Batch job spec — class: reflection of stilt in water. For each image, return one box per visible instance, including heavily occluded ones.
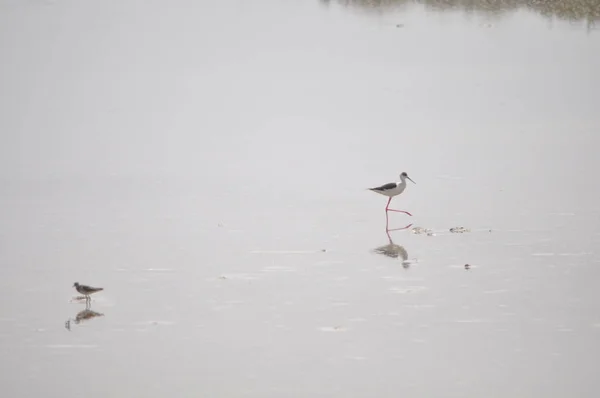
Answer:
[65,300,105,331]
[373,230,413,268]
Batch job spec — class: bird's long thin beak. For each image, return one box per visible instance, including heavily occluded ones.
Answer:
[407,177,416,184]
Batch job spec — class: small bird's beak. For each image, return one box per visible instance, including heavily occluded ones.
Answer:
[407,177,416,184]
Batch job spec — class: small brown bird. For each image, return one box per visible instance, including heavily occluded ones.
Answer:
[73,282,103,301]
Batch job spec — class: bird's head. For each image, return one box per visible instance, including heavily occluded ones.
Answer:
[400,172,416,184]
[73,282,79,287]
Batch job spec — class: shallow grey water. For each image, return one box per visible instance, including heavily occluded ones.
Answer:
[1,0,599,397]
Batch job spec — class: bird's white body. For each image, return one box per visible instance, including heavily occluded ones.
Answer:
[371,181,407,198]
[369,174,412,198]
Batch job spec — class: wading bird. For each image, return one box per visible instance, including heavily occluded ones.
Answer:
[369,172,416,216]
[73,282,103,301]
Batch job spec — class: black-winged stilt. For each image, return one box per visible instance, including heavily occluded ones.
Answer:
[369,172,415,216]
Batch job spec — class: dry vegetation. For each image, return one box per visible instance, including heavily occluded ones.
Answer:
[331,0,600,25]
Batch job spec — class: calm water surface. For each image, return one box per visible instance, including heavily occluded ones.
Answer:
[1,0,599,397]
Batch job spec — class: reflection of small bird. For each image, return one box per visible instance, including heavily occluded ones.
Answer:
[65,307,105,331]
[369,172,416,216]
[75,309,104,324]
[73,282,103,300]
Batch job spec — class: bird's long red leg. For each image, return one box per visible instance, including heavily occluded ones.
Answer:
[386,197,412,216]
[385,197,392,212]
[388,209,413,216]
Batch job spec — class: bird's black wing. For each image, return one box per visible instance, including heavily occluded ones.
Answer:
[370,182,397,191]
